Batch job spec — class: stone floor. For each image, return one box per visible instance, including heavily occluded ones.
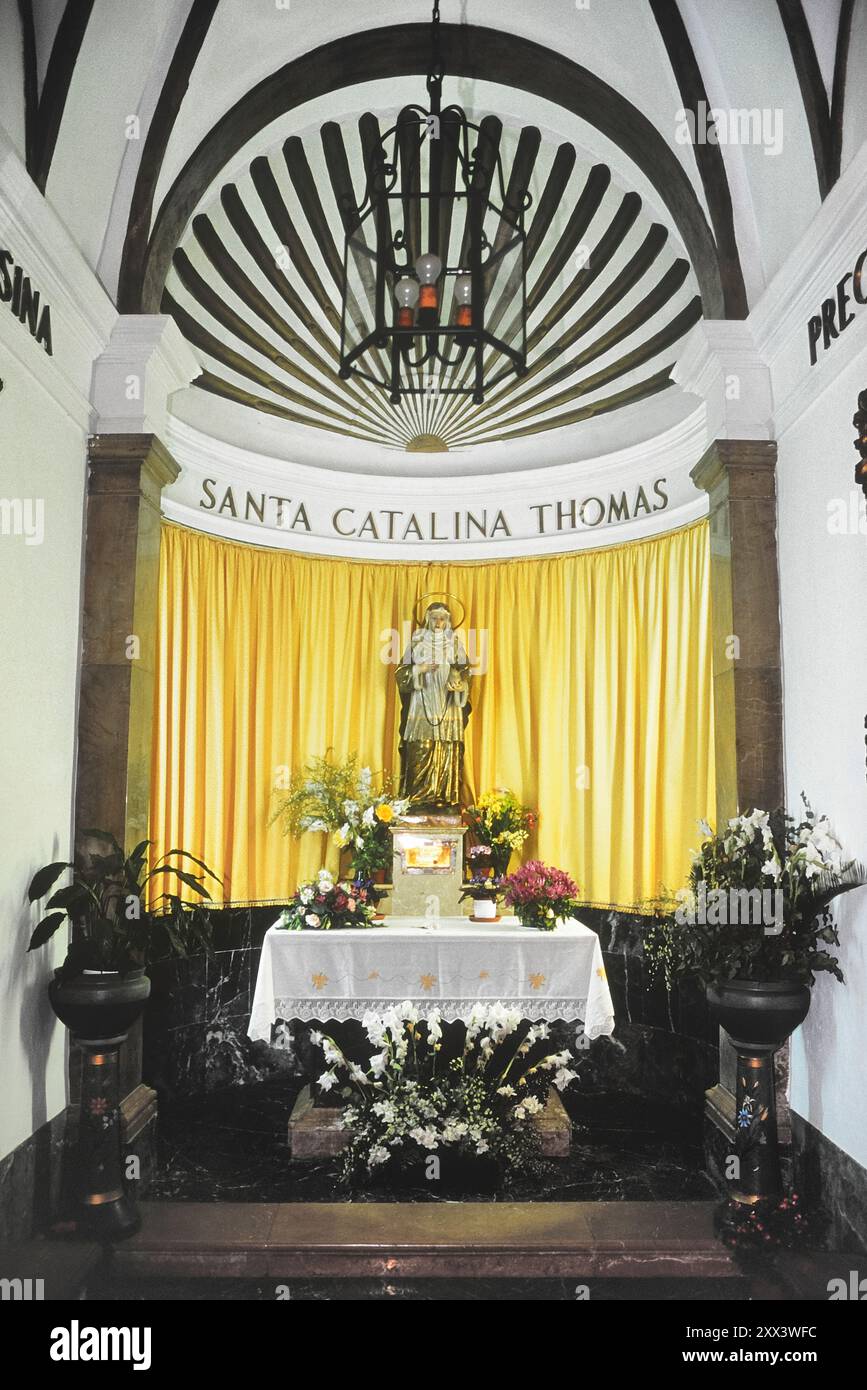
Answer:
[15,1082,845,1302]
[146,1077,720,1204]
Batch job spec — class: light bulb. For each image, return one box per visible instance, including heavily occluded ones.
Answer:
[414,253,442,316]
[454,275,472,304]
[454,274,473,327]
[394,277,420,308]
[394,276,419,328]
[414,253,443,284]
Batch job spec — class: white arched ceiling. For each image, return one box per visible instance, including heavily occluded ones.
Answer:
[0,5,26,161]
[150,0,707,221]
[160,73,703,468]
[23,0,848,314]
[44,0,181,270]
[802,0,844,102]
[4,0,861,476]
[843,0,867,169]
[32,0,67,96]
[684,0,822,287]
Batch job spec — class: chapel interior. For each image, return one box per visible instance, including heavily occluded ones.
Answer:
[2,0,867,1312]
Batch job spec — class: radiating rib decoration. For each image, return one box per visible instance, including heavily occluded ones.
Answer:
[162,112,702,451]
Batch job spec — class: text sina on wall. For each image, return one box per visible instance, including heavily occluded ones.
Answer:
[0,248,53,355]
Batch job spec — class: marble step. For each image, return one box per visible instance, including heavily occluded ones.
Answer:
[107,1200,737,1280]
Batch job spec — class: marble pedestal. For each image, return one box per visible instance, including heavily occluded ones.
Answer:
[388,819,468,920]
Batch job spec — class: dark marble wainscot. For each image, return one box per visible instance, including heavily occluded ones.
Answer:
[142,906,304,1100]
[136,905,723,1205]
[142,905,718,1111]
[577,909,719,1111]
[791,1113,867,1254]
[0,1110,68,1248]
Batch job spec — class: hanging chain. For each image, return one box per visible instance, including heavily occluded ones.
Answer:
[427,0,444,97]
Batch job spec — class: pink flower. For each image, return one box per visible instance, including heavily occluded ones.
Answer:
[502,860,579,909]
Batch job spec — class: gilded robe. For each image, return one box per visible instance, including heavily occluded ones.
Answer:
[396,622,470,810]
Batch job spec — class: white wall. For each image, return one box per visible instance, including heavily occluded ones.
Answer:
[753,143,867,1169]
[0,134,114,1164]
[778,359,867,1168]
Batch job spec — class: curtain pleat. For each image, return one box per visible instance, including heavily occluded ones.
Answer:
[150,520,715,907]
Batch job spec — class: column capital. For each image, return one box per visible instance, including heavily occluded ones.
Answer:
[87,433,180,496]
[691,438,778,500]
[91,313,200,438]
[673,320,773,442]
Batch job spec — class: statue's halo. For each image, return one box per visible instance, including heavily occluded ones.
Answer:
[414,591,466,629]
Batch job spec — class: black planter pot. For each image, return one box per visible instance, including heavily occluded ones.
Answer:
[49,968,151,1241]
[707,978,811,1206]
[49,968,151,1043]
[707,978,811,1053]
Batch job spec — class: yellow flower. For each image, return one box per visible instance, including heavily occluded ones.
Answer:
[334,827,349,847]
[375,803,394,823]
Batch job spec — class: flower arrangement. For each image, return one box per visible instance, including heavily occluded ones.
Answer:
[502,860,582,931]
[644,799,865,988]
[459,875,506,903]
[311,1001,579,1185]
[464,789,538,876]
[271,752,408,880]
[466,844,495,874]
[277,869,378,931]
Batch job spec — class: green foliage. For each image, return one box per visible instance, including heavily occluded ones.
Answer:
[27,832,220,979]
[270,750,408,881]
[644,801,865,989]
[270,752,362,839]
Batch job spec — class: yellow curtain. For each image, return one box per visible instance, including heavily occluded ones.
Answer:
[150,520,714,908]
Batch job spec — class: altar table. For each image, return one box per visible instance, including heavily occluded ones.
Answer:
[248,918,615,1041]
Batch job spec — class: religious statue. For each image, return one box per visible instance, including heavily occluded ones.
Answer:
[396,597,471,811]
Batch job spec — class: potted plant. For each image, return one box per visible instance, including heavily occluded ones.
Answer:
[464,790,537,877]
[311,1001,579,1191]
[501,860,582,931]
[644,800,864,1201]
[28,832,218,1035]
[27,831,219,1238]
[277,869,379,931]
[459,873,506,922]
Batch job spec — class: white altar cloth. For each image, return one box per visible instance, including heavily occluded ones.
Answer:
[248,917,615,1040]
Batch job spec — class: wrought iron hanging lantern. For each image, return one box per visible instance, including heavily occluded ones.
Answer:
[338,1,529,405]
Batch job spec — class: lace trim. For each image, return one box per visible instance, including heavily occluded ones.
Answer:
[249,996,613,1040]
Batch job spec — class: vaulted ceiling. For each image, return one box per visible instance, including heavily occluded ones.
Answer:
[162,108,702,450]
[3,0,864,467]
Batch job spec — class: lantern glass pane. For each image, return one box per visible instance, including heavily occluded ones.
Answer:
[341,230,378,360]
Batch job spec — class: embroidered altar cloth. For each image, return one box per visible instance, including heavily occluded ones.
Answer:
[248,918,615,1040]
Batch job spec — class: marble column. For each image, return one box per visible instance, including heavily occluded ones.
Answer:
[73,433,179,1183]
[692,439,784,819]
[690,440,790,1168]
